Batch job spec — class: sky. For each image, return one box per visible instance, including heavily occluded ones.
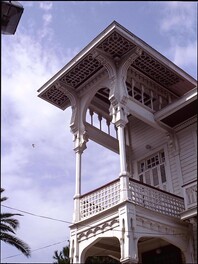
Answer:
[1,1,197,263]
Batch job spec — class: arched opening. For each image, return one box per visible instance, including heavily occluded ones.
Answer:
[82,87,120,194]
[138,237,185,264]
[84,237,120,264]
[85,87,118,139]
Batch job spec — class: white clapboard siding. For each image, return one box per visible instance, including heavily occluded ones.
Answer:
[128,116,188,196]
[129,116,167,160]
[168,153,181,195]
[177,125,197,185]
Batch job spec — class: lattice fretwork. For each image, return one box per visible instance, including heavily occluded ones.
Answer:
[133,51,182,87]
[80,180,120,219]
[40,85,69,109]
[59,54,102,88]
[97,32,136,58]
[129,179,185,218]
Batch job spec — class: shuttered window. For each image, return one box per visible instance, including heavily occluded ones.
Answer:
[138,150,167,190]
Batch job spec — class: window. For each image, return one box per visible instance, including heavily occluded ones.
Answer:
[138,150,167,190]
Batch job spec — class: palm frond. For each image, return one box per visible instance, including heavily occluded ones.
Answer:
[1,196,8,202]
[1,188,8,202]
[1,217,20,230]
[0,188,31,258]
[0,223,16,234]
[1,213,22,219]
[0,232,31,257]
[63,246,69,259]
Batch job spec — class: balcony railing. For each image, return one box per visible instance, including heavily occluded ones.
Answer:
[80,179,120,219]
[86,107,118,139]
[80,178,185,220]
[182,180,197,210]
[126,68,177,112]
[129,178,185,218]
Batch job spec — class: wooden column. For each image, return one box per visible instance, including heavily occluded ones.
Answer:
[73,132,87,222]
[112,104,129,202]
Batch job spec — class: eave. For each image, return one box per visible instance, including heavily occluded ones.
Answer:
[154,88,197,128]
[37,21,197,111]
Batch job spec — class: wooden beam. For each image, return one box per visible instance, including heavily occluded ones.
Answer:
[85,123,119,153]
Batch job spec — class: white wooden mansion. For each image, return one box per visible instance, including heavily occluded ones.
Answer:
[38,22,197,264]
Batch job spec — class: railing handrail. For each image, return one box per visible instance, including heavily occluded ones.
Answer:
[80,177,185,219]
[80,178,120,198]
[80,177,184,200]
[129,178,184,200]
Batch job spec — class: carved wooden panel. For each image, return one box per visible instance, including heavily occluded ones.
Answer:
[97,32,136,58]
[133,51,182,87]
[39,85,69,109]
[59,54,102,88]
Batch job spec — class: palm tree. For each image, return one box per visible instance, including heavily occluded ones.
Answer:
[53,244,70,264]
[0,188,31,257]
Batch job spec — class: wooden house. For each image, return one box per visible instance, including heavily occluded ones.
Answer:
[38,21,197,264]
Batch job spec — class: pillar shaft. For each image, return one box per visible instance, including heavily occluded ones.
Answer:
[112,104,129,201]
[117,124,127,175]
[73,132,87,222]
[75,150,82,197]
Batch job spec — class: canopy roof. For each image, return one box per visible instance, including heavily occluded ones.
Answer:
[38,21,197,111]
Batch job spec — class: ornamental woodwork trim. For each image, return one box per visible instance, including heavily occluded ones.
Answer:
[55,81,77,107]
[96,32,136,58]
[39,84,69,109]
[77,217,120,242]
[132,51,183,88]
[127,67,178,100]
[78,69,108,97]
[92,50,116,79]
[59,54,103,89]
[120,47,143,79]
[136,216,188,242]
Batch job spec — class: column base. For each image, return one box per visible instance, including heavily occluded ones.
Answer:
[119,171,130,177]
[120,257,138,264]
[73,194,81,199]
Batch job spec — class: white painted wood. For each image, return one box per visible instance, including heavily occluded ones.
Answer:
[177,125,197,185]
[37,21,197,264]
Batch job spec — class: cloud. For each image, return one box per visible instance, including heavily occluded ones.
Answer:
[160,2,196,33]
[23,1,34,8]
[171,41,197,68]
[43,13,52,25]
[82,141,120,193]
[39,1,53,11]
[1,4,119,261]
[1,15,76,262]
[157,2,197,77]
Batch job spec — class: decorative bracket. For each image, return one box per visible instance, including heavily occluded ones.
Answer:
[166,132,179,154]
[111,103,129,128]
[73,130,89,154]
[92,50,116,79]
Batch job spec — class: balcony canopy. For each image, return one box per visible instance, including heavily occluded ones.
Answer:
[37,21,197,124]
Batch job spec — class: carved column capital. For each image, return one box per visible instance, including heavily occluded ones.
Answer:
[73,131,88,154]
[109,70,129,108]
[111,104,129,128]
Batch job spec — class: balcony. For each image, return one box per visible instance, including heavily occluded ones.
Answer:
[181,180,197,220]
[80,178,185,220]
